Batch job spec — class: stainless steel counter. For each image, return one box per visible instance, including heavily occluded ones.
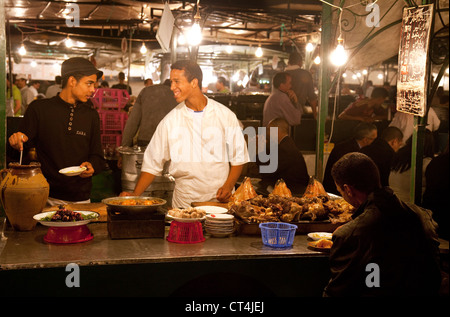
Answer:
[0,220,326,271]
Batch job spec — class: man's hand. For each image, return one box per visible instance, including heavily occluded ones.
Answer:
[9,132,28,151]
[79,162,94,178]
[216,184,234,203]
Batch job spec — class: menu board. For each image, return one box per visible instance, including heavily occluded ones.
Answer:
[396,4,434,117]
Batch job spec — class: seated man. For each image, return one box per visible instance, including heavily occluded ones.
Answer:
[324,152,441,297]
[257,118,309,195]
[262,72,302,127]
[338,87,389,122]
[360,126,403,187]
[323,122,377,195]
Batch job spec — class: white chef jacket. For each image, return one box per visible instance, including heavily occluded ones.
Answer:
[141,96,250,208]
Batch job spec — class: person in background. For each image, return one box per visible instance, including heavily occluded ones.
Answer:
[364,80,374,98]
[354,86,365,101]
[323,152,441,296]
[112,71,132,95]
[6,74,22,117]
[15,73,35,116]
[216,76,230,93]
[338,87,389,122]
[422,142,449,240]
[323,122,378,195]
[120,60,249,208]
[46,76,62,98]
[285,51,318,119]
[389,130,435,203]
[263,72,302,127]
[360,126,403,187]
[100,81,109,88]
[241,77,263,94]
[257,117,309,195]
[121,80,177,148]
[29,80,40,98]
[389,107,440,145]
[144,78,153,87]
[8,57,105,206]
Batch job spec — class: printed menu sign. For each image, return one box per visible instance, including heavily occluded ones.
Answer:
[396,4,434,117]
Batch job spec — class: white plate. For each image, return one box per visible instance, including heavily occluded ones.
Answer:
[307,232,333,241]
[166,215,206,223]
[59,166,87,176]
[33,211,99,227]
[197,206,228,214]
[206,214,234,220]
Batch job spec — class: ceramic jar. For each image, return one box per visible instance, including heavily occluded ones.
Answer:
[0,162,49,231]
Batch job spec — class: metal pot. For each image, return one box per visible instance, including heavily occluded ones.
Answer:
[117,146,174,207]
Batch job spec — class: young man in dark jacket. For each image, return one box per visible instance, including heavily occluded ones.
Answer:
[9,57,105,205]
[323,152,441,297]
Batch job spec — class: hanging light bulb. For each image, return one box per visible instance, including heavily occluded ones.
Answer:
[178,32,186,45]
[30,60,37,68]
[65,36,73,48]
[187,0,202,46]
[140,42,147,54]
[187,21,202,46]
[305,42,314,52]
[330,36,347,67]
[314,56,321,64]
[18,43,27,56]
[255,45,263,58]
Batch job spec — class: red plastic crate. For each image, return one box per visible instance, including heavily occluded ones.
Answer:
[101,134,122,149]
[100,112,128,132]
[91,88,130,111]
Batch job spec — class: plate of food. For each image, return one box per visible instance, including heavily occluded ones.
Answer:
[167,207,207,222]
[307,232,333,241]
[308,239,333,252]
[34,206,99,227]
[59,166,87,176]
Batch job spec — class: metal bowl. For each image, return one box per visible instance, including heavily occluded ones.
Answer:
[102,196,167,214]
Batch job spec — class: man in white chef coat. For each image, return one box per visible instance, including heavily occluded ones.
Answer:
[120,60,250,208]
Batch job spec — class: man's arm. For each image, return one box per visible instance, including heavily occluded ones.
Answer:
[120,171,156,196]
[216,164,244,202]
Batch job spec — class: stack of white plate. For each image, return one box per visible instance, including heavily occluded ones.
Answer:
[204,213,235,237]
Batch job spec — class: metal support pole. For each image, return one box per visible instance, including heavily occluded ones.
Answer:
[315,1,332,180]
[1,0,7,170]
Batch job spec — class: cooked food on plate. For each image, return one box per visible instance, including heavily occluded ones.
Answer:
[168,207,206,219]
[40,205,97,222]
[108,198,163,206]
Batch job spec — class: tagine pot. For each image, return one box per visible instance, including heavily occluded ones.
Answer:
[0,162,49,231]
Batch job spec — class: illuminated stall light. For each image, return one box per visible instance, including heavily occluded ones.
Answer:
[18,43,27,56]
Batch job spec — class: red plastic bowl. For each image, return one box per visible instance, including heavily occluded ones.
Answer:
[43,225,93,244]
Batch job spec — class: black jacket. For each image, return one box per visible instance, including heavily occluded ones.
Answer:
[323,138,361,195]
[20,95,105,201]
[324,187,441,297]
[258,136,309,195]
[361,138,395,187]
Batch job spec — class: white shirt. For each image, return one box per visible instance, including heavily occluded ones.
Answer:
[389,108,440,142]
[141,97,250,208]
[46,84,62,98]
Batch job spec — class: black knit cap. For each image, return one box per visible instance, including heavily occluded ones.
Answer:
[61,57,103,80]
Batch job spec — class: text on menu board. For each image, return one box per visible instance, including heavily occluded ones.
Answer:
[397,4,434,117]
